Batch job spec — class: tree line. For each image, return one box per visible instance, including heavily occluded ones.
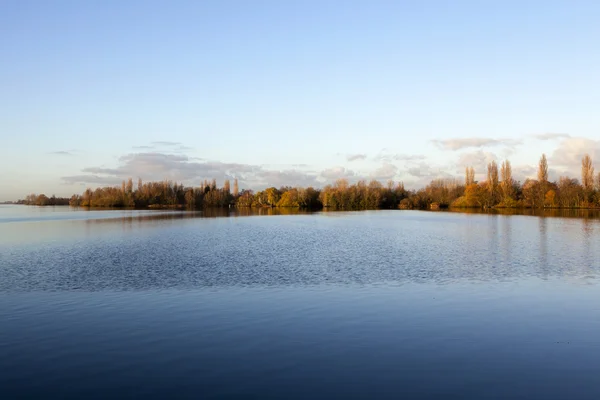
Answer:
[20,153,600,210]
[20,194,70,206]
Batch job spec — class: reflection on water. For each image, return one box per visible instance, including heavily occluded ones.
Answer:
[0,204,309,224]
[2,206,600,399]
[448,206,600,219]
[539,217,548,277]
[1,207,599,291]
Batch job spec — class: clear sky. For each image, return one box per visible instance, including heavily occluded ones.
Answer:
[1,0,599,200]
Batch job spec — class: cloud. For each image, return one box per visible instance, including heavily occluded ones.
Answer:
[456,150,498,174]
[511,165,537,182]
[62,152,319,190]
[151,141,181,146]
[370,163,398,180]
[396,154,427,161]
[61,175,124,185]
[548,137,600,177]
[48,150,73,156]
[346,154,367,162]
[406,162,434,178]
[133,143,193,152]
[255,169,319,188]
[320,166,356,180]
[531,133,571,141]
[374,151,426,163]
[432,137,522,151]
[82,166,121,175]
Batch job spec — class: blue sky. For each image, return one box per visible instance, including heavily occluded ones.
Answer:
[1,0,600,200]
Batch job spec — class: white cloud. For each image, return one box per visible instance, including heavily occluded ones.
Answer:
[531,133,571,140]
[548,137,600,177]
[432,137,522,151]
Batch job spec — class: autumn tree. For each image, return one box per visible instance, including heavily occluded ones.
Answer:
[486,161,499,206]
[126,178,133,193]
[538,154,548,183]
[233,179,239,197]
[581,154,595,203]
[465,166,475,186]
[557,177,583,208]
[223,179,231,194]
[500,160,514,203]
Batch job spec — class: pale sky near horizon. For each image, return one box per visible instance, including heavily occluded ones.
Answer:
[1,0,600,201]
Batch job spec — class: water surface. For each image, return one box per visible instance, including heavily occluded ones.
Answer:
[1,205,599,399]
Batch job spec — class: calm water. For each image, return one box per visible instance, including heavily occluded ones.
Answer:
[1,205,600,399]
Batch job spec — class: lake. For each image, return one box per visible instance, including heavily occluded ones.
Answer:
[1,205,600,399]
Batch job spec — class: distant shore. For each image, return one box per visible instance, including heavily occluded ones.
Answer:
[16,153,600,212]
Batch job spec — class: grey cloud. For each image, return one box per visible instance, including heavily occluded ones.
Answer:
[512,165,537,182]
[432,137,522,151]
[151,141,181,146]
[402,161,457,183]
[49,150,74,156]
[320,166,356,180]
[346,154,367,162]
[61,175,124,185]
[82,166,120,175]
[62,152,317,190]
[176,145,194,151]
[132,145,155,150]
[456,150,498,174]
[370,163,398,180]
[406,163,433,178]
[254,169,319,189]
[532,133,571,140]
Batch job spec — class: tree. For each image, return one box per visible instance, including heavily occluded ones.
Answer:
[126,178,133,193]
[277,189,300,207]
[538,154,548,183]
[500,160,514,202]
[582,154,595,193]
[233,179,239,197]
[265,187,281,207]
[557,177,582,208]
[465,166,475,186]
[223,180,231,194]
[486,161,499,206]
[545,189,556,207]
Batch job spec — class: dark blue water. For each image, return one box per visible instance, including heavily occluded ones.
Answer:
[1,205,600,399]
